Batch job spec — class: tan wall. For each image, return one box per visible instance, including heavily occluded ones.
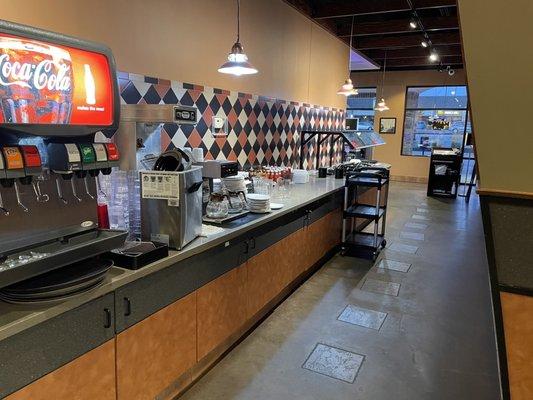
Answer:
[0,0,348,109]
[351,69,466,181]
[458,0,533,193]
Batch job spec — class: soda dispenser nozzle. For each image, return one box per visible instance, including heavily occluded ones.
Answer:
[55,178,68,204]
[19,145,48,203]
[13,181,28,213]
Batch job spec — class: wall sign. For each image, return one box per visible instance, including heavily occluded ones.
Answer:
[0,33,113,126]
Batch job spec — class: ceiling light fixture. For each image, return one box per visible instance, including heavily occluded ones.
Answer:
[375,50,390,112]
[218,0,258,76]
[429,51,439,62]
[409,19,418,29]
[421,40,428,48]
[337,15,358,96]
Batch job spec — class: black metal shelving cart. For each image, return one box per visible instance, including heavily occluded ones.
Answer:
[342,166,390,260]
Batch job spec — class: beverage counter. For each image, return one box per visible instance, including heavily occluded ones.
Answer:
[0,176,346,399]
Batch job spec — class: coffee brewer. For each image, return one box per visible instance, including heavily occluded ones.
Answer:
[0,20,126,301]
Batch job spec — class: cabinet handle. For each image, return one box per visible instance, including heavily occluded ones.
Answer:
[250,237,256,249]
[103,308,112,329]
[123,297,132,317]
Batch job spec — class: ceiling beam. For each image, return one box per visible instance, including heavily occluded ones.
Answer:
[363,44,462,59]
[351,31,461,49]
[337,15,459,37]
[314,0,456,19]
[384,55,463,67]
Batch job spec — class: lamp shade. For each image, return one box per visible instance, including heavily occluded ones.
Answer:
[337,78,358,96]
[218,42,258,76]
[374,98,390,112]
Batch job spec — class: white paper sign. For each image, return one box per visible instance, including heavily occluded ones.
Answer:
[141,171,179,201]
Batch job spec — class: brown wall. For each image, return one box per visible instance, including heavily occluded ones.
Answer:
[351,69,466,181]
[458,0,533,193]
[0,0,348,109]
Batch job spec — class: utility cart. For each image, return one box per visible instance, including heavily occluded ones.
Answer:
[341,166,390,260]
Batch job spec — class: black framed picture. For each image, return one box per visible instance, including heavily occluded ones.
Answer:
[379,117,396,134]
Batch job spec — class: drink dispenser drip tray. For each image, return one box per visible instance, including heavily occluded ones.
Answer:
[0,257,114,305]
[0,229,127,296]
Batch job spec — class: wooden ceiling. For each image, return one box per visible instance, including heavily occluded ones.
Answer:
[284,0,462,70]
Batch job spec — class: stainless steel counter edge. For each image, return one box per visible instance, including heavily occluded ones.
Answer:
[0,176,345,341]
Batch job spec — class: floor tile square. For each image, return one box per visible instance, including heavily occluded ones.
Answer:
[361,278,401,296]
[388,242,418,254]
[338,305,387,330]
[377,258,411,273]
[400,231,425,241]
[404,222,428,230]
[412,214,429,221]
[416,207,429,213]
[303,343,364,383]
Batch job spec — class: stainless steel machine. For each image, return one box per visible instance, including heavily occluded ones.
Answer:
[113,104,204,249]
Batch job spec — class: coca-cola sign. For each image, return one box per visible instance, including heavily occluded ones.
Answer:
[0,33,113,126]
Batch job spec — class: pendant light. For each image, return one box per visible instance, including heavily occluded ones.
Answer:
[337,16,358,96]
[375,50,390,112]
[218,0,258,76]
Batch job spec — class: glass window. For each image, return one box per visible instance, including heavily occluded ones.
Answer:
[346,88,376,132]
[402,85,469,157]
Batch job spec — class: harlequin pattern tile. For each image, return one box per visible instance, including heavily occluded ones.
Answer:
[118,72,345,169]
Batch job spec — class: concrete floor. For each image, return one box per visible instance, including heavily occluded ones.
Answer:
[181,182,501,400]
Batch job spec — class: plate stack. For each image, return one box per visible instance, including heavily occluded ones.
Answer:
[222,175,247,192]
[246,193,271,213]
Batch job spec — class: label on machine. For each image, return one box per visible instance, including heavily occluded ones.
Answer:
[2,146,24,170]
[140,171,180,201]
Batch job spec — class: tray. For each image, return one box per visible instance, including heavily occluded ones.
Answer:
[107,241,169,270]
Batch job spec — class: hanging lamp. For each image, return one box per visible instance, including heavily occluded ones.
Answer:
[218,0,258,76]
[337,16,358,96]
[375,50,390,111]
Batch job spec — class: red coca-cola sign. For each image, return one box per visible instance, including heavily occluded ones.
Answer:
[0,33,113,126]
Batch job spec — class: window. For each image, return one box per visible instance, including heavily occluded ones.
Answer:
[401,86,468,156]
[346,88,376,132]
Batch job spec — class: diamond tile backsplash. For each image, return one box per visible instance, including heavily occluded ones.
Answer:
[118,72,345,169]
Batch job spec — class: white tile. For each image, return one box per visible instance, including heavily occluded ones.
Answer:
[361,278,401,296]
[303,343,364,383]
[400,231,425,241]
[416,207,429,213]
[377,259,411,273]
[338,305,387,330]
[388,242,418,254]
[412,214,429,221]
[404,222,428,230]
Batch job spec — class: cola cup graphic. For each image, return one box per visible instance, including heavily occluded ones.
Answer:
[0,37,73,124]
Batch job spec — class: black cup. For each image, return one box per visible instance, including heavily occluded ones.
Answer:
[318,167,327,178]
[335,168,344,179]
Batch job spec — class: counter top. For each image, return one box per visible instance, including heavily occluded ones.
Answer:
[0,176,345,341]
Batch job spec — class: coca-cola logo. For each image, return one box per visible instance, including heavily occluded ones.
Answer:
[0,53,71,92]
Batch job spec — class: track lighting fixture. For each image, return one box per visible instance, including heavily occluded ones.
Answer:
[409,19,417,29]
[421,40,428,48]
[429,51,439,62]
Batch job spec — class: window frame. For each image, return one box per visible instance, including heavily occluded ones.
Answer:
[400,84,469,158]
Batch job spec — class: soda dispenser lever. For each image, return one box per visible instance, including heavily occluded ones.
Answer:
[47,143,83,203]
[78,144,97,199]
[0,152,9,215]
[1,146,29,213]
[20,145,48,203]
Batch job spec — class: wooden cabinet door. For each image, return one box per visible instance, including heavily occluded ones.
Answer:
[247,242,286,318]
[197,264,248,361]
[116,292,197,400]
[5,340,116,400]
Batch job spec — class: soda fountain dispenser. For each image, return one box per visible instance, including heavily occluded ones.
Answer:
[0,19,126,301]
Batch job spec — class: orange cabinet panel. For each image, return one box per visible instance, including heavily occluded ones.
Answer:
[116,292,197,400]
[501,292,533,400]
[5,340,116,400]
[197,264,248,360]
[247,242,287,318]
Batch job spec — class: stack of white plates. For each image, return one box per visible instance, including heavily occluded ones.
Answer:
[222,175,247,192]
[246,193,271,213]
